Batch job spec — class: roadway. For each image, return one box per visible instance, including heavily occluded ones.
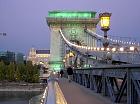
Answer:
[58,78,112,104]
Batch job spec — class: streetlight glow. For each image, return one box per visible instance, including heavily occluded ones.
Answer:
[100,17,110,28]
[106,48,110,51]
[130,46,135,51]
[112,48,116,52]
[88,47,91,50]
[99,12,111,31]
[99,12,111,49]
[120,47,124,52]
[101,47,104,51]
[69,52,74,57]
[94,47,96,50]
[63,59,65,63]
[97,47,100,51]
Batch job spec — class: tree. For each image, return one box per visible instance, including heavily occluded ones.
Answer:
[0,61,6,81]
[25,61,34,82]
[15,67,21,82]
[17,63,26,81]
[24,61,40,83]
[32,65,39,83]
[7,62,15,81]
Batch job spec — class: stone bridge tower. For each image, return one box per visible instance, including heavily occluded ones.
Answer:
[46,11,99,71]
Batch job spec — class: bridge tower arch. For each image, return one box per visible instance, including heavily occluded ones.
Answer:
[46,11,99,71]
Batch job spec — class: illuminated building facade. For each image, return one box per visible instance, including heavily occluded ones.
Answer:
[27,48,50,68]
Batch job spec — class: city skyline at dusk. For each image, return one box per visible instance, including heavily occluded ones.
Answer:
[0,0,140,55]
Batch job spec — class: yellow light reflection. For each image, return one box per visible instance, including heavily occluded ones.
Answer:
[100,17,110,28]
[55,82,67,104]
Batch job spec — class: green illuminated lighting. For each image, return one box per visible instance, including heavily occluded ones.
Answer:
[84,64,91,68]
[51,64,62,71]
[48,11,96,18]
[89,56,96,60]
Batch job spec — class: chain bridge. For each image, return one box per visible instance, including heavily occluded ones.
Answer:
[39,11,140,104]
[46,11,140,71]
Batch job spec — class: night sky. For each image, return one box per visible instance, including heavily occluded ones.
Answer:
[0,0,140,55]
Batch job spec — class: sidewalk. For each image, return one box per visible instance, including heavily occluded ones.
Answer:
[58,78,112,104]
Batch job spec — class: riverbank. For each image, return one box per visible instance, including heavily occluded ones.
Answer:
[0,82,46,92]
[0,88,43,92]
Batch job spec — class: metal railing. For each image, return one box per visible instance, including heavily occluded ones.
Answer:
[72,64,140,104]
[41,77,67,104]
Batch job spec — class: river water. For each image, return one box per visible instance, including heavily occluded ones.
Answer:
[0,91,42,104]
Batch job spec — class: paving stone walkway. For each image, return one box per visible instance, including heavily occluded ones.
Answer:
[58,78,112,104]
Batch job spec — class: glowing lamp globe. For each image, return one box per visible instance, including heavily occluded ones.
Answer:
[99,12,111,31]
[69,52,74,57]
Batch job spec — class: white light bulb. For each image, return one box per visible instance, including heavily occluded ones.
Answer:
[106,48,110,51]
[101,47,104,51]
[112,48,116,52]
[130,46,135,51]
[120,47,124,51]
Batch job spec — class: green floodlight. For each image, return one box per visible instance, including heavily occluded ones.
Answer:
[51,63,62,71]
[48,11,96,19]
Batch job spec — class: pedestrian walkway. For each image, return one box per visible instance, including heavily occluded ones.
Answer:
[58,78,112,104]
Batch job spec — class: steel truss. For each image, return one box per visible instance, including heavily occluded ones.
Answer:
[72,64,140,104]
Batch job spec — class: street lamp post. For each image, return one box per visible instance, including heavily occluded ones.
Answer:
[99,12,111,48]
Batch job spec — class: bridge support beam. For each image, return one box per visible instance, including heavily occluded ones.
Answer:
[71,64,140,104]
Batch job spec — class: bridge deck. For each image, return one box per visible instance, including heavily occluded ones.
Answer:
[58,78,112,104]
